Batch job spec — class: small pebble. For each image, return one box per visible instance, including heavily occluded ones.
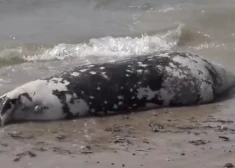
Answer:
[221,126,228,130]
[219,136,230,142]
[28,151,36,157]
[152,127,159,132]
[13,157,20,162]
[152,112,158,116]
[80,145,91,150]
[56,135,66,141]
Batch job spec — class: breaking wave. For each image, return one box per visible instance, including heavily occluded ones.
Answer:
[0,24,183,64]
[0,23,217,66]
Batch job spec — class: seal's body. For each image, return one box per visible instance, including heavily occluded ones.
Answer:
[1,51,235,126]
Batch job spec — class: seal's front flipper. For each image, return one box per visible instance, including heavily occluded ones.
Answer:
[34,105,44,114]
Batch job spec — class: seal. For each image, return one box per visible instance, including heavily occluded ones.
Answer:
[0,51,235,126]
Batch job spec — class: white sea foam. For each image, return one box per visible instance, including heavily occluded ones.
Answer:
[0,25,183,63]
[23,32,179,61]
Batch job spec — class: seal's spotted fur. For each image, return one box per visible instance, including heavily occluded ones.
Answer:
[1,51,235,125]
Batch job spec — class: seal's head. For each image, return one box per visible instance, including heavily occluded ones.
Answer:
[0,91,42,126]
[0,79,70,126]
[0,96,17,126]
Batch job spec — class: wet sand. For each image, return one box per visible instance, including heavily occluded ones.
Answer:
[0,91,235,168]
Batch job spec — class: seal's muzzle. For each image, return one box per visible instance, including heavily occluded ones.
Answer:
[0,98,16,126]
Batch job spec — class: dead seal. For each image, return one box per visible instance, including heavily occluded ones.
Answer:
[0,51,235,126]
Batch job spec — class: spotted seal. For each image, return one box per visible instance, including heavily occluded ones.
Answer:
[0,51,235,126]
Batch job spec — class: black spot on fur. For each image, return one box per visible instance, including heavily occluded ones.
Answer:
[52,90,75,118]
[52,80,58,83]
[1,99,12,115]
[1,98,17,115]
[63,104,74,119]
[69,98,74,104]
[148,72,163,90]
[20,93,32,101]
[11,99,17,104]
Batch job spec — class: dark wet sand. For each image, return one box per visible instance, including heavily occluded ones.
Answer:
[0,96,235,168]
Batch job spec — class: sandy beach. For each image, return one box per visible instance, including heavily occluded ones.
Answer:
[0,0,235,167]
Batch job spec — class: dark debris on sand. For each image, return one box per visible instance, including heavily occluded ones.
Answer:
[13,151,37,162]
[8,132,34,140]
[189,140,210,146]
